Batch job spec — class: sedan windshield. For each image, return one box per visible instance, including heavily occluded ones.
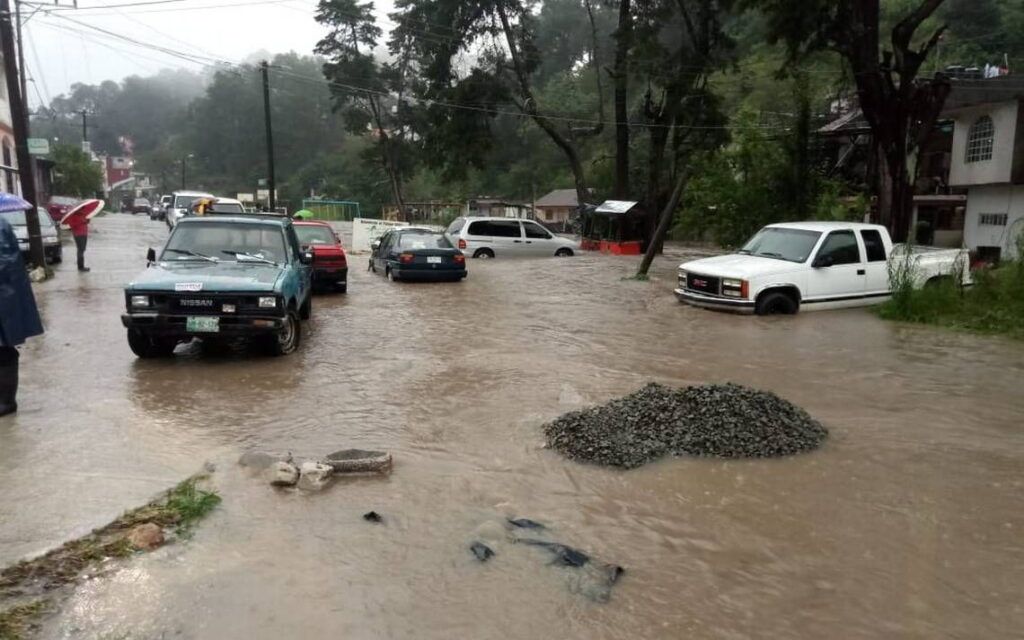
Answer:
[162,222,287,264]
[739,228,822,263]
[398,233,452,249]
[295,225,337,246]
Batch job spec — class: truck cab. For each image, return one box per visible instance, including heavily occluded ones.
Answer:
[675,222,970,315]
[122,213,313,356]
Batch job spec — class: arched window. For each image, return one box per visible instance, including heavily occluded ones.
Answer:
[965,115,994,163]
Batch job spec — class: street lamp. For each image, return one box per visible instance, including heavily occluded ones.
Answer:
[180,153,194,189]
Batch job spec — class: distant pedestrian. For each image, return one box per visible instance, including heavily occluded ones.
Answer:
[0,214,44,417]
[68,212,90,272]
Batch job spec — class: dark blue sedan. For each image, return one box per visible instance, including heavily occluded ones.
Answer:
[369,229,467,282]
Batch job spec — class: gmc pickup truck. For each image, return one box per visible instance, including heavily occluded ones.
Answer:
[675,221,970,315]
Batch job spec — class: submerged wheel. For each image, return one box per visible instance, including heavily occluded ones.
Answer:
[554,248,574,257]
[266,309,301,356]
[127,329,176,358]
[755,291,798,316]
[473,248,494,259]
[387,268,400,282]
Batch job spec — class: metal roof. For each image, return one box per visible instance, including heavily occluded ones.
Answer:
[535,189,580,208]
[594,200,640,214]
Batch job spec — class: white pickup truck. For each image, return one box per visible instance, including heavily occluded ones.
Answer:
[675,221,971,315]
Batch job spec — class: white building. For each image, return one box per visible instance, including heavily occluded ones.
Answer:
[946,78,1024,261]
[0,55,20,196]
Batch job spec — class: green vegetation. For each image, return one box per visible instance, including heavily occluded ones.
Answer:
[0,600,48,640]
[878,265,1024,339]
[0,475,220,637]
[51,144,104,198]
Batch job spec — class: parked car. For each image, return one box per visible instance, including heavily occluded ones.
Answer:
[370,228,466,282]
[47,195,79,223]
[132,198,152,215]
[675,221,972,315]
[294,220,348,292]
[165,190,214,229]
[2,208,62,264]
[122,212,314,357]
[153,195,172,221]
[444,216,578,259]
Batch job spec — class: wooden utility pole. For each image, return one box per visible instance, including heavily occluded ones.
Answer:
[1,0,45,268]
[260,61,276,211]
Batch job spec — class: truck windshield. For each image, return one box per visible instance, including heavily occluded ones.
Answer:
[739,228,822,263]
[162,222,287,264]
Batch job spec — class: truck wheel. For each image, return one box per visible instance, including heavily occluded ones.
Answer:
[473,248,494,259]
[127,329,176,358]
[266,310,301,356]
[755,291,798,315]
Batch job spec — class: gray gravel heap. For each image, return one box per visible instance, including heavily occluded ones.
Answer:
[543,383,827,469]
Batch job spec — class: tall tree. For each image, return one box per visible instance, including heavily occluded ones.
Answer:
[394,0,605,209]
[751,0,951,242]
[611,0,632,198]
[316,0,415,219]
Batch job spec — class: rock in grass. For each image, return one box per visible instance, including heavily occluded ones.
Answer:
[542,383,828,469]
[126,523,164,551]
[267,461,299,487]
[297,461,334,491]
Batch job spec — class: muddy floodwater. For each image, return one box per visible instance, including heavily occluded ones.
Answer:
[2,215,1023,638]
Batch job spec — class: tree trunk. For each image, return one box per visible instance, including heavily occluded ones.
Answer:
[612,0,632,198]
[369,95,406,221]
[887,152,915,243]
[636,170,687,277]
[497,4,589,210]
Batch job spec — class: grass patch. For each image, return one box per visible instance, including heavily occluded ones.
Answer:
[877,265,1024,339]
[0,473,221,636]
[0,600,48,640]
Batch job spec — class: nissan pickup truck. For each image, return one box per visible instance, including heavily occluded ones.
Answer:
[122,213,313,357]
[675,221,971,315]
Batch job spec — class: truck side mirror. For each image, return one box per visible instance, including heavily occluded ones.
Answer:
[371,240,381,251]
[146,247,156,265]
[299,250,314,265]
[813,254,834,268]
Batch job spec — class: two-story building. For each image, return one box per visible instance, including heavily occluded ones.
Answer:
[945,76,1024,261]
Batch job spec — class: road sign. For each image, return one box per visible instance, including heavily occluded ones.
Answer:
[237,193,254,203]
[27,138,50,155]
[256,189,277,200]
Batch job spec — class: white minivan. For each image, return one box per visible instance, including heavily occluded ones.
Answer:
[445,216,578,258]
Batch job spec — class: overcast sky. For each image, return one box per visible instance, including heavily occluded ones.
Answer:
[23,0,396,109]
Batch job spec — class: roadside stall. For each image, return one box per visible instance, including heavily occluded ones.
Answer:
[580,200,649,255]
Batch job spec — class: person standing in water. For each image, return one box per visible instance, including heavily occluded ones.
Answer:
[67,211,90,272]
[0,213,44,417]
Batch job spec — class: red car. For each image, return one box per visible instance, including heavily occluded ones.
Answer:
[293,220,348,292]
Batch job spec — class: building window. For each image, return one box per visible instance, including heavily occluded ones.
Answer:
[978,213,1008,226]
[965,115,994,163]
[1,142,10,168]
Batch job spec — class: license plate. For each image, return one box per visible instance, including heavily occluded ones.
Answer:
[186,316,220,333]
[427,256,442,264]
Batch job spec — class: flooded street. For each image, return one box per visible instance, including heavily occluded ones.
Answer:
[3,214,1023,638]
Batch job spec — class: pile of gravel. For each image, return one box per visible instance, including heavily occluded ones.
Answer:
[543,383,827,469]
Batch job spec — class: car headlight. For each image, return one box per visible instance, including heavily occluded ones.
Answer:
[258,296,277,308]
[722,278,743,288]
[130,295,150,307]
[721,278,748,298]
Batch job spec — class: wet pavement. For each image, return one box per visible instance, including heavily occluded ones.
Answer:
[2,214,1023,638]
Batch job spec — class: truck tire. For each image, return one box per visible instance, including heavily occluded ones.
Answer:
[266,309,301,356]
[127,329,176,358]
[755,291,798,315]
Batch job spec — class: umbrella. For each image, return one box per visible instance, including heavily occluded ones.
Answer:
[0,192,32,213]
[60,199,105,225]
[293,209,314,220]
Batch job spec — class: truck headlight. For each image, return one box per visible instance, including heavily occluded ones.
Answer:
[721,279,748,298]
[130,295,150,307]
[678,269,687,285]
[258,296,277,308]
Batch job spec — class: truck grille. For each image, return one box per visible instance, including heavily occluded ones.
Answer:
[686,273,720,295]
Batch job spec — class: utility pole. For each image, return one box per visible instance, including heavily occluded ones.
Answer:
[14,0,26,120]
[80,110,88,143]
[260,60,276,212]
[1,0,45,269]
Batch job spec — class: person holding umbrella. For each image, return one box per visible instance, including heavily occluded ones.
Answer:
[0,194,44,417]
[60,199,104,273]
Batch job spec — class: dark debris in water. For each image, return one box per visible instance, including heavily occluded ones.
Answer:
[469,542,495,562]
[507,518,545,530]
[543,382,828,469]
[362,511,383,524]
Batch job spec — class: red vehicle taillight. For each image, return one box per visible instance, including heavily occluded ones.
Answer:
[338,250,347,266]
[458,239,467,250]
[399,253,414,264]
[453,253,465,264]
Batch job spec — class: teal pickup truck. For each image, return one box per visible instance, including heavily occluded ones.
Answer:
[121,213,313,357]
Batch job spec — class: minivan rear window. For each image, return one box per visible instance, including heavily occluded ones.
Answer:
[447,217,465,235]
